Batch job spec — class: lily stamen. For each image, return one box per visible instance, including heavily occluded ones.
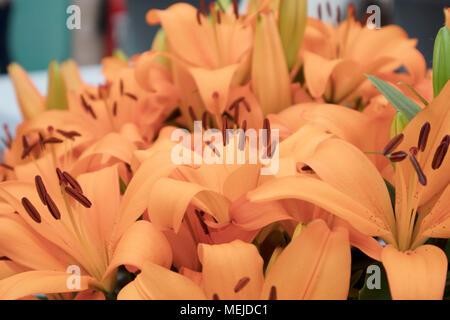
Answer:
[188,106,197,122]
[382,133,404,156]
[269,286,277,300]
[125,92,138,101]
[409,153,427,186]
[417,122,431,152]
[234,277,250,293]
[388,151,408,162]
[62,171,83,194]
[0,163,13,171]
[432,137,449,170]
[232,0,239,19]
[65,186,92,208]
[35,175,48,205]
[22,197,42,223]
[45,193,61,220]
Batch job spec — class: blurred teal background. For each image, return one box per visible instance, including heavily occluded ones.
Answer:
[8,0,71,71]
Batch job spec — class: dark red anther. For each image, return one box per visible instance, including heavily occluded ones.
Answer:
[269,286,277,300]
[43,137,64,145]
[326,2,332,17]
[212,293,220,300]
[418,122,431,152]
[35,175,48,205]
[21,143,37,160]
[120,79,124,96]
[62,171,83,194]
[202,112,208,130]
[188,106,197,122]
[196,10,202,25]
[22,197,41,223]
[389,151,408,162]
[200,0,207,16]
[317,3,322,20]
[56,168,66,186]
[113,101,118,117]
[432,140,449,170]
[22,135,29,149]
[232,0,239,19]
[337,6,341,23]
[409,154,427,186]
[3,124,12,146]
[65,186,92,208]
[382,134,404,156]
[45,193,61,220]
[0,163,13,171]
[217,9,221,24]
[222,116,229,146]
[56,129,82,140]
[125,92,138,101]
[234,277,250,293]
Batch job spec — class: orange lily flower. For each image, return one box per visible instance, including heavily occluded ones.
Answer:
[300,5,426,105]
[139,2,254,128]
[118,219,350,300]
[249,82,450,299]
[125,121,291,270]
[0,165,172,299]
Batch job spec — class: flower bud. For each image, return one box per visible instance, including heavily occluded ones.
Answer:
[252,13,291,115]
[432,10,450,97]
[46,61,69,111]
[279,0,307,70]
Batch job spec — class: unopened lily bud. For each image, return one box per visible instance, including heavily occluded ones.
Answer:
[46,61,69,111]
[432,10,450,97]
[112,49,128,62]
[7,63,45,120]
[279,0,307,70]
[390,112,408,139]
[61,59,83,92]
[252,13,291,115]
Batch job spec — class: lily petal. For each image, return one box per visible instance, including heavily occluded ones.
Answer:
[199,240,264,300]
[382,244,447,300]
[262,219,350,300]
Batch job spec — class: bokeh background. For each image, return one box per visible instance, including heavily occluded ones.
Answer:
[0,0,448,131]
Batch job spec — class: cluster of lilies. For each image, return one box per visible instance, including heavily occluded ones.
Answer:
[0,0,449,300]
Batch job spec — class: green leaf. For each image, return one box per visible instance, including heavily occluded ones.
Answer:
[433,26,450,97]
[398,82,428,106]
[366,74,422,121]
[358,262,392,300]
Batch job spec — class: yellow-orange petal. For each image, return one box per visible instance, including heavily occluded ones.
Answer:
[103,221,172,280]
[382,244,447,300]
[148,177,230,233]
[262,219,350,300]
[118,262,206,300]
[0,271,91,300]
[199,240,264,300]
